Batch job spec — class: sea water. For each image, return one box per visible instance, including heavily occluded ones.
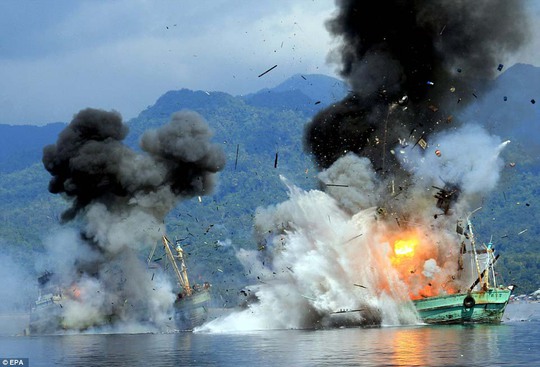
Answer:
[1,304,539,367]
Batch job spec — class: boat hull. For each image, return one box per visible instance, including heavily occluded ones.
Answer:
[27,289,213,334]
[29,304,63,334]
[413,288,511,324]
[174,289,212,330]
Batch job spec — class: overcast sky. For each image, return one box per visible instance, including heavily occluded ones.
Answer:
[1,0,539,126]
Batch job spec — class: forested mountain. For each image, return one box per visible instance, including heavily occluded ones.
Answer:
[1,67,539,296]
[0,123,65,174]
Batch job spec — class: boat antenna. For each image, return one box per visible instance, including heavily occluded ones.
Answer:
[487,235,497,288]
[466,207,484,291]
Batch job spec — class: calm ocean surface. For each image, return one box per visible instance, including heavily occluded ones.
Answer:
[1,304,539,367]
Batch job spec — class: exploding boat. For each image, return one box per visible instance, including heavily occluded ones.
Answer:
[28,235,212,334]
[413,209,514,324]
[28,272,66,334]
[160,235,212,330]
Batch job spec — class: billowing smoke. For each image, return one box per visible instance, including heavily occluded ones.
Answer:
[199,127,507,332]
[302,0,529,227]
[198,2,528,332]
[40,108,225,332]
[305,0,528,179]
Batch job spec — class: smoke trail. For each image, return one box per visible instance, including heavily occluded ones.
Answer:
[40,108,225,332]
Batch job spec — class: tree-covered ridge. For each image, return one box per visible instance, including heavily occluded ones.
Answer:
[0,69,539,296]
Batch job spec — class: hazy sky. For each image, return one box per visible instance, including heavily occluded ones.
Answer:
[1,0,539,126]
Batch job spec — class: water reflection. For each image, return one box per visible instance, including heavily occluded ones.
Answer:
[3,322,538,367]
[388,324,511,366]
[391,327,426,366]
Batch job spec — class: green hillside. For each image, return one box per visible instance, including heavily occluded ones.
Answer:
[1,70,540,300]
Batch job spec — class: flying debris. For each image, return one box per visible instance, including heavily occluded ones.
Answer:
[258,65,278,78]
[345,234,363,243]
[415,137,428,150]
[439,24,447,35]
[325,183,349,187]
[234,144,239,170]
[398,95,408,105]
[433,185,460,214]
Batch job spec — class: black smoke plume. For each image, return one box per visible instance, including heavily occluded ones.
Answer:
[43,108,225,223]
[305,0,529,177]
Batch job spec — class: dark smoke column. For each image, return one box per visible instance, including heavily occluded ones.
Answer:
[42,108,131,222]
[140,111,226,199]
[43,108,225,226]
[305,0,528,174]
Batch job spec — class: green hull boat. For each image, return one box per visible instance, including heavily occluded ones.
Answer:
[413,288,512,324]
[413,208,513,324]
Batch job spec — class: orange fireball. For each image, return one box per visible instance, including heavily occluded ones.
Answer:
[70,285,81,299]
[385,228,458,300]
[390,231,421,267]
[393,238,416,257]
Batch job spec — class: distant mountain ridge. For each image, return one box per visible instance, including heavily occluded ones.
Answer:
[242,73,349,115]
[0,73,348,172]
[0,123,65,174]
[1,68,540,293]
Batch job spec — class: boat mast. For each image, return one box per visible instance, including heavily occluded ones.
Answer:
[162,236,192,296]
[487,237,497,288]
[467,208,485,291]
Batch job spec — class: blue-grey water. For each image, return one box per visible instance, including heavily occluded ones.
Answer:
[1,304,540,367]
[1,323,539,366]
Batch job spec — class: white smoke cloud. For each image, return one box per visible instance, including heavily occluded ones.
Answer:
[422,259,441,279]
[84,203,165,253]
[35,226,177,333]
[317,153,381,213]
[198,123,511,333]
[197,178,419,332]
[399,124,507,196]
